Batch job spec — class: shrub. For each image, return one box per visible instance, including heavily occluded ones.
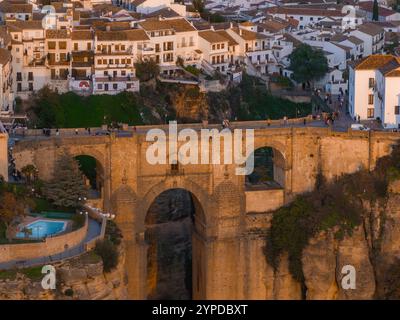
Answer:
[72,213,86,230]
[105,220,123,246]
[95,239,119,272]
[265,143,400,285]
[64,288,74,297]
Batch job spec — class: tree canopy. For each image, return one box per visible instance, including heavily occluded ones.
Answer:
[373,0,379,21]
[288,44,329,85]
[134,59,160,82]
[44,152,88,209]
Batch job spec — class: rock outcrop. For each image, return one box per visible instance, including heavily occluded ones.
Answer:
[264,188,400,300]
[0,245,127,300]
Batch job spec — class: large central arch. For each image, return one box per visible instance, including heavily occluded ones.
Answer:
[144,188,206,299]
[135,178,211,300]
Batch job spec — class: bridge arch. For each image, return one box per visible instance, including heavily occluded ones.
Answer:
[139,182,209,300]
[245,144,288,190]
[136,178,212,232]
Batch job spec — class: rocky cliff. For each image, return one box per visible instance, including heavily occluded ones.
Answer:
[262,181,400,300]
[0,245,128,300]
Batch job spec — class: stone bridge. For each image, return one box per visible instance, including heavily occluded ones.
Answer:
[11,124,400,299]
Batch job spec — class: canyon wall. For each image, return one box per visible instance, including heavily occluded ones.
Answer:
[0,245,127,300]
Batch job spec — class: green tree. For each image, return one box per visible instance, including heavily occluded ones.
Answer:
[373,0,379,21]
[95,239,119,272]
[0,192,25,229]
[288,44,329,88]
[134,59,160,82]
[43,152,88,209]
[21,164,38,184]
[192,0,205,13]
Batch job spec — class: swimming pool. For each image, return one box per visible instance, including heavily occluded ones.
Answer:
[15,220,67,239]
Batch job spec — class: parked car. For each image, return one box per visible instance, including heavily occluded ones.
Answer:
[351,124,370,131]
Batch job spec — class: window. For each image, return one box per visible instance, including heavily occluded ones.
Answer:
[17,83,22,92]
[113,83,118,90]
[121,45,125,51]
[171,163,179,173]
[127,59,131,64]
[28,82,33,91]
[74,43,78,51]
[16,72,22,81]
[367,108,374,118]
[97,84,102,90]
[127,83,131,89]
[87,43,91,50]
[300,17,303,21]
[115,44,120,51]
[212,44,216,50]
[121,70,126,76]
[368,94,374,105]
[48,41,56,49]
[97,59,102,64]
[221,43,225,49]
[59,41,67,50]
[395,106,400,115]
[104,71,108,76]
[28,72,33,81]
[369,78,374,88]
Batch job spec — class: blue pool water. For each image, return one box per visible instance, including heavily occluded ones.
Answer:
[15,220,67,239]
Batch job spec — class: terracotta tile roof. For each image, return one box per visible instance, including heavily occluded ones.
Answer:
[258,20,289,33]
[46,29,70,39]
[0,1,32,13]
[352,54,399,70]
[378,59,400,76]
[145,7,180,19]
[6,20,43,31]
[0,48,11,65]
[358,1,398,17]
[347,36,363,45]
[385,68,400,77]
[139,18,195,32]
[356,23,384,36]
[265,5,346,17]
[215,30,238,46]
[240,21,256,27]
[199,30,228,43]
[71,30,93,40]
[230,27,267,40]
[95,29,149,41]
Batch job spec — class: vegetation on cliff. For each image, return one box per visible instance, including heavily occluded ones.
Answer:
[207,74,311,121]
[26,74,311,128]
[265,143,400,285]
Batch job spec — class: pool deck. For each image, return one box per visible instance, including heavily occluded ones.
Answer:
[0,218,102,270]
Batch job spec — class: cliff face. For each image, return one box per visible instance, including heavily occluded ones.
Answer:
[0,245,128,300]
[264,187,400,300]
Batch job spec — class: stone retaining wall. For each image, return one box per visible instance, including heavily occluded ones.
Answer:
[0,217,88,264]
